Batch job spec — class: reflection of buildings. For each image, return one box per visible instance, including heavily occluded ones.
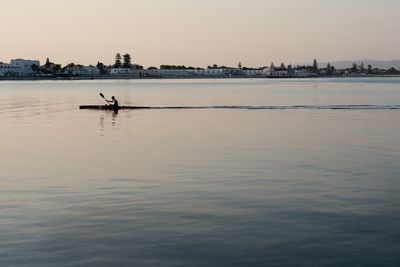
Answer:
[0,59,40,76]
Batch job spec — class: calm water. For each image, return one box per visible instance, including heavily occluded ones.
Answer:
[1,78,400,267]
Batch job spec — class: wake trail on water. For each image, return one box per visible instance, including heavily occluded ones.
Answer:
[150,104,400,110]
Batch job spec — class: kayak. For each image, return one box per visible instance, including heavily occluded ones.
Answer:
[80,104,400,110]
[79,105,152,110]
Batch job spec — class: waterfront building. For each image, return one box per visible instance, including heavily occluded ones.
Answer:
[156,69,190,77]
[110,68,136,75]
[0,63,20,76]
[293,69,318,78]
[63,65,100,76]
[241,69,263,77]
[10,59,40,75]
[263,64,290,77]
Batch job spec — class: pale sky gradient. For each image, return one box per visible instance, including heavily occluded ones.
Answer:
[0,0,399,67]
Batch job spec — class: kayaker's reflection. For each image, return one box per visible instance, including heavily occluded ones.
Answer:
[99,109,118,134]
[111,109,118,126]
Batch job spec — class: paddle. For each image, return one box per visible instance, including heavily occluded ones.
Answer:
[100,92,108,104]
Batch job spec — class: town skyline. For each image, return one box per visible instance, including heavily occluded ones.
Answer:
[1,0,399,66]
[2,55,399,79]
[1,54,400,71]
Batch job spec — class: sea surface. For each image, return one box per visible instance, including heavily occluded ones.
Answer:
[1,78,400,267]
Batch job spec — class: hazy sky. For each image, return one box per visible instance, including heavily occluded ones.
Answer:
[0,0,399,67]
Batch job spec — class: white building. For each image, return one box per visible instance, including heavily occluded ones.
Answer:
[262,67,272,77]
[242,69,263,76]
[10,59,40,75]
[63,65,100,76]
[156,69,191,77]
[262,65,289,77]
[0,63,19,76]
[110,68,136,75]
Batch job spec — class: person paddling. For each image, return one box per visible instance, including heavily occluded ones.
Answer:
[106,96,119,109]
[99,93,119,110]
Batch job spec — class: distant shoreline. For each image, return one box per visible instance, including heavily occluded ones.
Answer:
[1,75,400,82]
